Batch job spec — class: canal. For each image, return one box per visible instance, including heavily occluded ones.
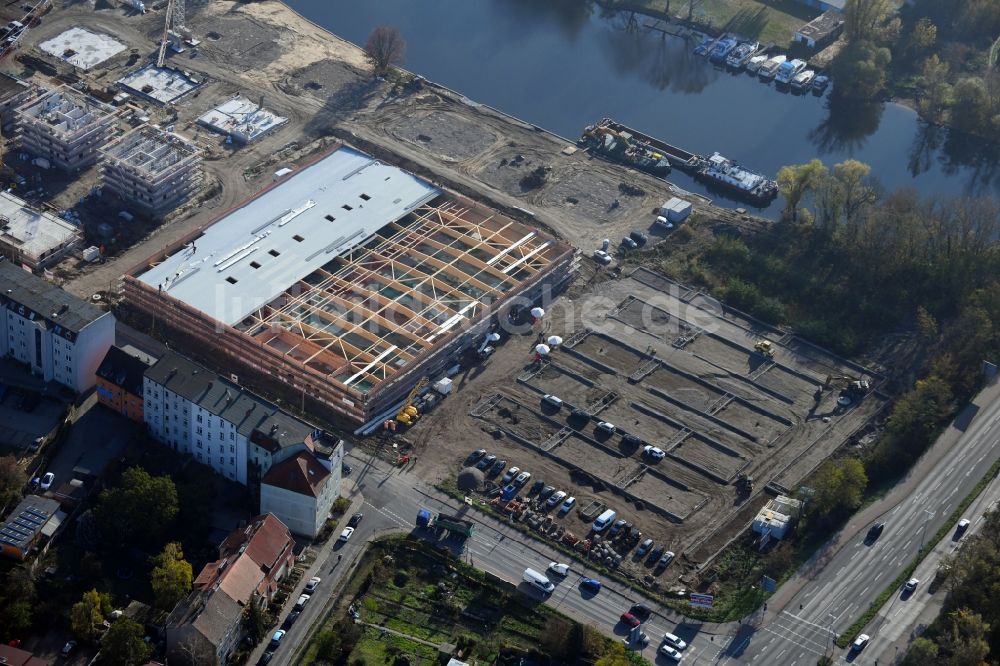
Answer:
[285,0,1000,212]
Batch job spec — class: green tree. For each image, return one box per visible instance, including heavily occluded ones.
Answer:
[71,589,109,641]
[0,454,24,510]
[777,159,828,221]
[594,642,631,666]
[906,17,937,57]
[242,597,269,645]
[843,0,894,42]
[810,459,868,519]
[902,636,939,665]
[102,618,152,666]
[832,40,892,99]
[951,78,992,134]
[95,467,178,549]
[940,608,990,665]
[918,55,952,121]
[151,542,193,610]
[0,565,35,636]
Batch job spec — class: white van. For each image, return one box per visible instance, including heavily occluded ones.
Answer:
[522,568,555,594]
[593,509,617,532]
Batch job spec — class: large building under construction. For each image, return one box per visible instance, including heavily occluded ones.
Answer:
[100,125,202,217]
[15,86,116,171]
[121,146,575,426]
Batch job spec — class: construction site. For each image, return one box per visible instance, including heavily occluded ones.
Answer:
[15,86,116,171]
[0,0,898,592]
[409,266,887,588]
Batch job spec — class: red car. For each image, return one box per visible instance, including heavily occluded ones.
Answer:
[620,612,641,628]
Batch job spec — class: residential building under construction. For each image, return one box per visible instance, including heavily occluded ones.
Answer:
[15,86,115,171]
[121,145,575,426]
[100,125,202,217]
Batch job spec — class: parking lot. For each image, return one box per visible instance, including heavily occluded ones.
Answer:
[412,267,887,587]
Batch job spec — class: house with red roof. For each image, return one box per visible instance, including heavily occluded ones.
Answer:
[260,447,343,538]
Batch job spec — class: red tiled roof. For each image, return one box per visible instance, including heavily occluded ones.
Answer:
[243,514,294,572]
[261,451,330,498]
[0,644,50,666]
[218,553,265,604]
[195,514,293,593]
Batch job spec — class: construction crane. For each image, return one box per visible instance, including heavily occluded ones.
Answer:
[156,0,188,68]
[156,0,174,67]
[395,377,429,426]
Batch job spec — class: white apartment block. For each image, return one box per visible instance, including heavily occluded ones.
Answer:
[0,260,114,392]
[143,351,335,486]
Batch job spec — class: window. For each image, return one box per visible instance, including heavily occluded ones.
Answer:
[360,193,371,201]
[226,277,238,284]
[250,261,261,269]
[196,415,203,423]
[196,426,203,435]
[196,441,203,449]
[219,456,224,465]
[325,214,335,222]
[292,235,304,242]
[229,432,235,440]
[230,457,235,465]
[269,249,280,257]
[342,204,353,211]
[229,445,235,453]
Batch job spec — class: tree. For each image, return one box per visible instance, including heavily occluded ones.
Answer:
[831,40,892,99]
[940,608,990,664]
[843,0,894,42]
[777,159,828,221]
[902,637,939,665]
[594,642,631,666]
[951,78,992,135]
[809,458,868,519]
[364,25,405,77]
[242,597,269,645]
[151,542,193,610]
[833,159,877,231]
[0,454,24,510]
[0,565,34,636]
[102,618,152,666]
[71,589,109,641]
[906,18,937,58]
[918,55,952,121]
[95,467,178,549]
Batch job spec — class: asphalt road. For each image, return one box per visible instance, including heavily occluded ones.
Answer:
[724,384,1000,666]
[264,383,1000,666]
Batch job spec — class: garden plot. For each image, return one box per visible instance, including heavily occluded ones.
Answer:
[569,333,647,375]
[752,365,824,408]
[712,399,789,445]
[684,334,759,376]
[626,468,709,520]
[477,396,561,445]
[670,435,749,483]
[595,400,685,447]
[611,296,690,341]
[641,364,726,411]
[555,435,632,481]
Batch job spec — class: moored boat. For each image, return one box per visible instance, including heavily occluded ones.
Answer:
[758,54,786,81]
[745,54,768,73]
[791,69,815,92]
[695,152,778,206]
[708,37,738,64]
[726,41,760,70]
[775,58,807,85]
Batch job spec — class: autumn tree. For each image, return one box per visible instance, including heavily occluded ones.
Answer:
[95,467,178,549]
[71,589,111,641]
[777,159,828,221]
[0,454,24,510]
[102,618,152,666]
[364,25,405,77]
[843,0,894,42]
[831,40,892,99]
[902,637,939,665]
[917,55,952,121]
[940,609,990,664]
[906,17,937,58]
[151,542,193,610]
[809,459,868,520]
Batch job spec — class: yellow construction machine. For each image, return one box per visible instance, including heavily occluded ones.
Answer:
[395,377,429,426]
[754,340,775,358]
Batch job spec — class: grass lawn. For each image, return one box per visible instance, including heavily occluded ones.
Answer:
[635,0,820,46]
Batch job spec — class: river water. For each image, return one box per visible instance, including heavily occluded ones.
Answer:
[285,0,1000,212]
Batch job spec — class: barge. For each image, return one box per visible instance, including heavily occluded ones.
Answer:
[579,118,701,173]
[695,152,778,206]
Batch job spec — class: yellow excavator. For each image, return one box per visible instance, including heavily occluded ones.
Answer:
[754,340,775,358]
[395,377,429,426]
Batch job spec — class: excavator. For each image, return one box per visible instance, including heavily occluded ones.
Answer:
[819,374,871,405]
[395,377,429,427]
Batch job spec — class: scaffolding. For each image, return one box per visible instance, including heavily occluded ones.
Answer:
[100,125,202,217]
[15,86,115,171]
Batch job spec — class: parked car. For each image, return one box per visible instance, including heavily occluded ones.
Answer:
[339,527,355,542]
[490,459,507,477]
[648,545,665,563]
[569,408,591,423]
[40,472,55,491]
[514,471,532,486]
[548,562,571,576]
[595,421,616,436]
[643,445,666,461]
[593,249,612,265]
[542,394,563,410]
[957,518,971,535]
[60,641,77,658]
[608,519,627,537]
[621,236,638,250]
[342,463,353,476]
[630,230,649,245]
[294,594,310,610]
[348,513,364,527]
[580,578,601,594]
[560,496,576,514]
[469,448,487,462]
[546,491,567,508]
[304,576,321,593]
[622,434,642,448]
[539,485,556,500]
[658,551,675,569]
[282,610,301,629]
[851,634,870,652]
[629,603,652,622]
[662,632,687,650]
[637,539,654,557]
[659,645,682,661]
[530,479,545,495]
[620,612,641,628]
[268,630,286,650]
[476,454,496,470]
[904,578,920,593]
[502,466,521,484]
[501,484,518,501]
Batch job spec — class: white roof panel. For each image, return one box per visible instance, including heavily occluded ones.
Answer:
[139,147,439,325]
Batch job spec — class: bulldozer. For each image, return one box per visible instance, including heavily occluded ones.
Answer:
[754,340,775,358]
[395,377,429,427]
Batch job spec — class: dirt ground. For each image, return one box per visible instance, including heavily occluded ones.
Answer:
[411,267,888,583]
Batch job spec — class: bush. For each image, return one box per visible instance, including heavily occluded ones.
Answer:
[393,571,409,587]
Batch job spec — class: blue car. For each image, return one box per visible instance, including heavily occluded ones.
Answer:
[580,577,601,594]
[501,484,518,501]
